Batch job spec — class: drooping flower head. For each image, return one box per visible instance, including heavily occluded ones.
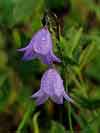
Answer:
[31,68,73,105]
[17,27,61,64]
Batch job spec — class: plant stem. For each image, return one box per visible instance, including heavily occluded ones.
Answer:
[68,103,74,133]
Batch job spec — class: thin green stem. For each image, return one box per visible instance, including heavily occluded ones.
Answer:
[16,102,35,133]
[54,14,74,132]
[68,103,74,133]
[32,112,40,133]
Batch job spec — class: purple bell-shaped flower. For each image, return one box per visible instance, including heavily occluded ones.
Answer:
[31,68,73,105]
[17,27,61,64]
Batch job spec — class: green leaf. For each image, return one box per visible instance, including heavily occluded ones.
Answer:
[82,0,100,19]
[51,121,66,133]
[60,27,82,58]
[16,101,36,133]
[0,31,5,49]
[0,73,7,88]
[0,78,11,111]
[73,93,100,110]
[0,0,14,26]
[85,53,100,81]
[0,50,8,69]
[13,0,44,25]
[12,30,21,48]
[70,28,82,57]
[79,43,97,70]
[32,112,40,133]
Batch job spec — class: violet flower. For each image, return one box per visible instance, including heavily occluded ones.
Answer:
[31,68,73,105]
[17,27,61,64]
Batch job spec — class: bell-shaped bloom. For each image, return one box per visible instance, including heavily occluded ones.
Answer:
[17,27,61,64]
[31,68,73,105]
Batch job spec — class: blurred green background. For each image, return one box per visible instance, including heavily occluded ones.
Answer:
[0,0,100,132]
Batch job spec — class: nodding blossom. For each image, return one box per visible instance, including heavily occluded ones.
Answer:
[17,27,61,64]
[31,68,73,105]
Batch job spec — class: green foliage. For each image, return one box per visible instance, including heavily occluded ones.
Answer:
[13,0,44,25]
[0,76,10,111]
[16,101,35,132]
[50,121,66,133]
[82,0,100,19]
[0,0,13,26]
[60,27,82,58]
[0,0,100,132]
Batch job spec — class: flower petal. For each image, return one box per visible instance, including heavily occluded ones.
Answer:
[35,95,48,105]
[41,54,53,64]
[31,89,44,98]
[31,88,48,105]
[17,47,28,52]
[33,28,52,55]
[63,91,73,103]
[17,43,33,52]
[22,50,37,61]
[51,95,63,104]
[52,53,61,63]
[41,51,61,65]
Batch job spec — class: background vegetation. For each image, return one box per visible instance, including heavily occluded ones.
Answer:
[0,0,100,132]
